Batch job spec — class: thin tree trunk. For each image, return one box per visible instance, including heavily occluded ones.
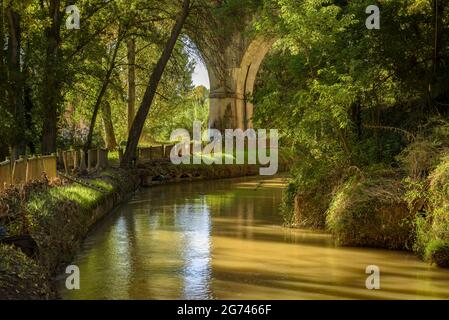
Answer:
[24,82,35,154]
[127,38,136,134]
[0,0,9,160]
[121,0,191,168]
[84,37,122,153]
[6,6,26,160]
[102,101,117,150]
[41,0,62,155]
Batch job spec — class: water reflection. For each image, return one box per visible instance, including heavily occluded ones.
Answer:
[61,176,449,300]
[177,199,212,299]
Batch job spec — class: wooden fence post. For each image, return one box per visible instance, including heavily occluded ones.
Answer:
[164,145,174,159]
[88,149,97,171]
[96,149,109,170]
[79,150,87,173]
[42,154,57,179]
[12,157,27,185]
[62,151,69,175]
[73,150,80,173]
[26,156,39,182]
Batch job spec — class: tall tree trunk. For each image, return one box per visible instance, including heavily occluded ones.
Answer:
[84,37,122,153]
[127,38,136,134]
[0,0,9,160]
[6,6,26,160]
[121,0,191,168]
[41,0,62,155]
[102,101,117,150]
[24,82,35,154]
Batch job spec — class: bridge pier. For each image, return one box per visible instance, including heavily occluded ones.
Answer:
[205,36,275,132]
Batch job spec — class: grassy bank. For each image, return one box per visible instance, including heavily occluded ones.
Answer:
[0,168,140,299]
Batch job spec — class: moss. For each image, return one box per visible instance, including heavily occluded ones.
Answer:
[326,169,414,250]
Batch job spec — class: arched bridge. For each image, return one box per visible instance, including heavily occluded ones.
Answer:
[189,6,276,131]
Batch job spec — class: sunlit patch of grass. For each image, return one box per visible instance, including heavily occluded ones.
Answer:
[26,172,117,215]
[51,185,104,210]
[27,184,103,213]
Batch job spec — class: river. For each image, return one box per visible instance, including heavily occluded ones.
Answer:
[60,175,449,300]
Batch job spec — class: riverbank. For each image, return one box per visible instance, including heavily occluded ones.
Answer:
[0,163,260,299]
[283,151,449,268]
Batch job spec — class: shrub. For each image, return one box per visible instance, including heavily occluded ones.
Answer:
[415,156,449,267]
[281,160,344,229]
[326,168,414,250]
[425,240,449,268]
[291,181,337,229]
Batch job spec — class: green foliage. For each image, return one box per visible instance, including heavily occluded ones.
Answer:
[280,179,298,225]
[144,85,210,143]
[0,0,211,157]
[326,168,414,250]
[425,239,449,268]
[255,0,449,253]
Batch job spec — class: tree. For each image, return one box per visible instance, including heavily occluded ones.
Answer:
[84,30,123,153]
[41,0,63,155]
[101,101,117,150]
[127,37,136,134]
[6,3,26,160]
[121,0,191,167]
[0,1,8,160]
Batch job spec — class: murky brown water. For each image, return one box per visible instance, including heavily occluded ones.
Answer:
[60,176,449,300]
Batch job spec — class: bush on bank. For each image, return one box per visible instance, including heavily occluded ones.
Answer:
[280,155,346,229]
[414,156,449,267]
[326,168,414,250]
[282,172,343,229]
[396,125,449,267]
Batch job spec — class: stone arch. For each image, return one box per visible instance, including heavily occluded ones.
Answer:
[208,36,276,131]
[234,36,277,129]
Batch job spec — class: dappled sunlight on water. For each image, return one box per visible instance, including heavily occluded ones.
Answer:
[60,176,449,300]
